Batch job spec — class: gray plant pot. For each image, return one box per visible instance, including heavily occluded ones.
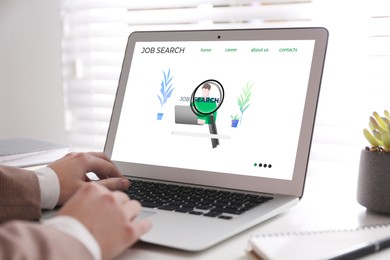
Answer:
[357,149,390,214]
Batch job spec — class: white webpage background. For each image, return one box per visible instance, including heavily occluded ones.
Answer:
[112,40,315,180]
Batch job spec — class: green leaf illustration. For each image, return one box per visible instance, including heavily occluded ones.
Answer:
[237,81,253,124]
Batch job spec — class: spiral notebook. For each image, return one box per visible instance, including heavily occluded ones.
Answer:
[247,223,390,260]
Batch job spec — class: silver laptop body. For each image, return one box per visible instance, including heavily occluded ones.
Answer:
[104,27,328,251]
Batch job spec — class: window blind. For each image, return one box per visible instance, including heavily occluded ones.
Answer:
[61,0,314,151]
[368,1,390,106]
[309,1,390,165]
[61,0,389,166]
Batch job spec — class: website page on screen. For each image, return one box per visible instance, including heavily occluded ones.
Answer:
[111,39,315,181]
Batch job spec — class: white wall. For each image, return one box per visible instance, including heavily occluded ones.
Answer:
[0,0,67,143]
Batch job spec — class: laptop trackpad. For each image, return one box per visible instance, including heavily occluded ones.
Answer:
[137,210,156,220]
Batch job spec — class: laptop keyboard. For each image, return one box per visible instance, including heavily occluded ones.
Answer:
[124,179,273,220]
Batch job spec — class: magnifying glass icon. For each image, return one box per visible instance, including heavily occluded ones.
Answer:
[190,79,225,148]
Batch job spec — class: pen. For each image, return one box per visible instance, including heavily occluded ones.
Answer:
[327,236,390,260]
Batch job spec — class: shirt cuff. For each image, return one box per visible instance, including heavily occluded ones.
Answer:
[43,216,101,260]
[34,167,60,209]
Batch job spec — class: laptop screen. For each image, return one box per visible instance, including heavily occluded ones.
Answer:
[106,28,328,196]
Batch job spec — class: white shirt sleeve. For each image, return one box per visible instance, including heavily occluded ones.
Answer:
[43,216,102,260]
[34,167,102,260]
[34,167,60,209]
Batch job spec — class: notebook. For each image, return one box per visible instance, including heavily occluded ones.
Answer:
[247,223,390,260]
[104,27,328,251]
[0,138,69,167]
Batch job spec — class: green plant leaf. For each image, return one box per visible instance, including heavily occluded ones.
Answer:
[373,112,388,131]
[237,96,243,107]
[382,132,390,151]
[373,129,383,141]
[237,82,253,113]
[363,129,382,147]
[369,121,375,132]
[242,104,251,113]
[370,116,384,132]
[236,81,254,124]
[363,111,390,150]
[385,110,390,120]
[364,129,381,147]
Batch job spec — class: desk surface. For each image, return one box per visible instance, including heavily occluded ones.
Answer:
[118,162,390,260]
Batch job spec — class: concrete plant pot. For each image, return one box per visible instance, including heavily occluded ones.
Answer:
[357,149,390,214]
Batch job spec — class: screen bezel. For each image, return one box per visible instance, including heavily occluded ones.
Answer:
[104,27,328,198]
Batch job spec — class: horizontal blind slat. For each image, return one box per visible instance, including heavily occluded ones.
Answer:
[125,5,313,25]
[62,0,310,11]
[63,0,254,10]
[63,4,312,25]
[370,17,390,36]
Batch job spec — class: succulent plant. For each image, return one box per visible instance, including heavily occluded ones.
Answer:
[363,110,390,152]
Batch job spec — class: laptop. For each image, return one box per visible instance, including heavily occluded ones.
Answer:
[104,27,328,251]
[174,105,198,125]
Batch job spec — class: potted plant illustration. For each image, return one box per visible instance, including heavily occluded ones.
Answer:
[231,115,240,128]
[237,81,253,125]
[357,110,390,214]
[157,68,174,120]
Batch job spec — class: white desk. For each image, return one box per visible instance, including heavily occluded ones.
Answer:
[118,162,390,260]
